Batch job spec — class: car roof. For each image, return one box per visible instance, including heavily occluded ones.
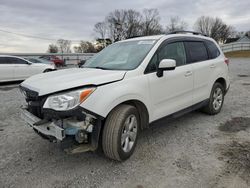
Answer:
[121,33,214,43]
[0,55,25,58]
[122,35,165,42]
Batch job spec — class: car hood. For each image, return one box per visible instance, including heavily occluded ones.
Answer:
[21,68,126,96]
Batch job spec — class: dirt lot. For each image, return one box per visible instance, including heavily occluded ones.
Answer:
[0,58,250,188]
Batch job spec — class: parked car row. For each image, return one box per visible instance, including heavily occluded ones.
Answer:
[39,55,65,67]
[0,55,56,83]
[0,54,92,83]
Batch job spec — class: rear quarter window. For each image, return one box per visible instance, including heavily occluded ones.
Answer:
[185,41,208,63]
[9,58,27,64]
[205,40,220,59]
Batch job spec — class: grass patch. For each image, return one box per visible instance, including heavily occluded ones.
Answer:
[224,50,250,58]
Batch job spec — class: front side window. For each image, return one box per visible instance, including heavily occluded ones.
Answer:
[185,41,208,63]
[158,42,186,66]
[145,42,186,73]
[83,40,156,70]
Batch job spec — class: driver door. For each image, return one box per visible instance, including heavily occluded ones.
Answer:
[145,41,194,121]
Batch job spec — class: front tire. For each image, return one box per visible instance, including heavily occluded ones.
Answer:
[102,104,139,161]
[43,69,53,73]
[202,82,225,115]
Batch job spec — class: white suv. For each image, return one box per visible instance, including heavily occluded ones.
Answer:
[0,55,55,83]
[20,32,230,161]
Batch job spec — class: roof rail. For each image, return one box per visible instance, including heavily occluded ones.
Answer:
[168,30,207,37]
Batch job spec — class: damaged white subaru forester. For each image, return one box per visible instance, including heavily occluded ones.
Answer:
[20,32,230,161]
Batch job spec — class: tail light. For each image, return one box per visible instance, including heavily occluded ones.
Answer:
[224,58,229,66]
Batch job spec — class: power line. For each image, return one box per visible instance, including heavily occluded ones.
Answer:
[0,29,56,41]
[0,29,82,43]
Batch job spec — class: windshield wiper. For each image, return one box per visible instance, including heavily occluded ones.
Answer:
[83,66,111,70]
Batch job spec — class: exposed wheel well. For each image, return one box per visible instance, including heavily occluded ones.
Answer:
[215,77,227,91]
[121,100,149,130]
[106,100,149,130]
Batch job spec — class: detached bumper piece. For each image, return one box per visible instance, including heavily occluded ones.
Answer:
[21,107,65,141]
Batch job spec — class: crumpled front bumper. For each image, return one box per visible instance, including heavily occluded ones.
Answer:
[21,107,65,141]
[20,106,104,153]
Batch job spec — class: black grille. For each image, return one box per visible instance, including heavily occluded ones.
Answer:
[20,86,39,101]
[20,86,46,118]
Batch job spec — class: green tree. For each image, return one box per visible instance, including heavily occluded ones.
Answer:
[74,41,96,53]
[47,44,58,53]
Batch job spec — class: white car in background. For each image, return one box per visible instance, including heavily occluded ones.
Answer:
[0,55,55,83]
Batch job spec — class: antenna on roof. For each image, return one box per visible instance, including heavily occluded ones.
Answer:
[168,30,207,37]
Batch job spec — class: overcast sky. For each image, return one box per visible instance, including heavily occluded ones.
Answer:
[0,0,249,53]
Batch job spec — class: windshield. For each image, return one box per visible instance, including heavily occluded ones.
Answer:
[83,39,156,70]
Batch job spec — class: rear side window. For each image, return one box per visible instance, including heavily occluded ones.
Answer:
[205,40,220,59]
[185,41,208,63]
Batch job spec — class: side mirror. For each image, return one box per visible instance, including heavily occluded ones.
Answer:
[157,59,176,77]
[27,61,32,65]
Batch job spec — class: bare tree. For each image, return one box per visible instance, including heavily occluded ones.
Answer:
[47,44,58,53]
[94,22,108,39]
[194,16,233,43]
[165,16,187,33]
[194,16,212,36]
[105,9,143,40]
[105,9,128,41]
[74,41,96,53]
[57,39,72,53]
[124,9,142,38]
[141,9,163,36]
[94,9,163,42]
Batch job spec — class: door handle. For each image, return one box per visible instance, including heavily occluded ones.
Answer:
[185,71,192,77]
[210,64,216,68]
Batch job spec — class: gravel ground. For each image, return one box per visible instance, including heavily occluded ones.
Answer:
[0,58,250,188]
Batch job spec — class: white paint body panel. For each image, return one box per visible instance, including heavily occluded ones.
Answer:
[22,68,126,96]
[20,34,230,123]
[146,64,193,121]
[0,64,15,82]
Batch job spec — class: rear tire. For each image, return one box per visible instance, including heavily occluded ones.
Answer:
[202,82,225,115]
[102,104,139,161]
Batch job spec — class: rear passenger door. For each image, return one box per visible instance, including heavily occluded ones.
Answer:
[185,41,217,104]
[0,57,15,82]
